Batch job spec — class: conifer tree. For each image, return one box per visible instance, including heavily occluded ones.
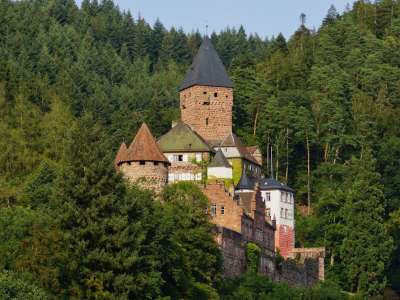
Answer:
[340,150,393,296]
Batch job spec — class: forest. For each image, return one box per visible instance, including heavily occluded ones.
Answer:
[0,0,400,298]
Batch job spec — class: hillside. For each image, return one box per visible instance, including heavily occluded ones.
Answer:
[0,0,400,298]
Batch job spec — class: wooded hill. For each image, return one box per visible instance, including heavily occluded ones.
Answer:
[0,0,400,298]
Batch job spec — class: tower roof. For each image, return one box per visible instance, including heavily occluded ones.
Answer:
[236,171,256,190]
[126,123,169,163]
[157,121,213,153]
[180,37,234,91]
[115,142,128,167]
[209,149,232,168]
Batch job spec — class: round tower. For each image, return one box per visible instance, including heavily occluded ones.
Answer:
[115,123,170,193]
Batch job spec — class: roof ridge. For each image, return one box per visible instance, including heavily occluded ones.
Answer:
[158,120,213,153]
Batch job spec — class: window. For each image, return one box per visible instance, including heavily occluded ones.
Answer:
[203,91,207,95]
[203,101,210,105]
[266,192,271,202]
[154,162,159,166]
[285,209,288,219]
[221,206,225,215]
[206,118,209,125]
[211,204,217,216]
[280,208,284,218]
[214,92,218,97]
[140,161,145,165]
[266,208,271,217]
[172,155,183,162]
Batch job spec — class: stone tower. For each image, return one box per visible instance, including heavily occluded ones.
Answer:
[115,123,170,193]
[179,37,234,144]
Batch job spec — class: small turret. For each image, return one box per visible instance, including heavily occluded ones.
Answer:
[116,123,170,193]
[207,149,232,180]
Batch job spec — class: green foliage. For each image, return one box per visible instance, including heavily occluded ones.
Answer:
[219,273,346,300]
[1,0,400,297]
[246,243,261,273]
[0,271,48,300]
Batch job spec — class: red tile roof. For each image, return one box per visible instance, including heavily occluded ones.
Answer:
[115,142,128,167]
[126,123,169,163]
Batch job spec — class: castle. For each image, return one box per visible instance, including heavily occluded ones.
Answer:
[115,37,324,286]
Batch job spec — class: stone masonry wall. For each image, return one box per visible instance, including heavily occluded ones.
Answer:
[180,85,233,143]
[202,183,242,233]
[119,161,168,193]
[214,226,321,288]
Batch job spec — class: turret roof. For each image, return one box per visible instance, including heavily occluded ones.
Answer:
[209,149,232,168]
[126,123,169,163]
[115,142,128,167]
[157,121,213,153]
[180,37,234,91]
[236,171,256,190]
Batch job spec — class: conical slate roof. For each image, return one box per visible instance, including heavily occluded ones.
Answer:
[236,171,256,190]
[115,142,128,167]
[209,149,232,168]
[157,121,213,152]
[180,37,234,91]
[126,123,169,163]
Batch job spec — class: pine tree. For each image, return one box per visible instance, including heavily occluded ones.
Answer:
[340,150,393,296]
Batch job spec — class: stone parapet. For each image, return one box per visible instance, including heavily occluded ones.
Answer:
[119,161,168,193]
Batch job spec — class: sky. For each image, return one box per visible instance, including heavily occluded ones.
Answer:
[97,0,356,39]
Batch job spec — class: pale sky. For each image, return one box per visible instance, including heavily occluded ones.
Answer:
[84,0,356,38]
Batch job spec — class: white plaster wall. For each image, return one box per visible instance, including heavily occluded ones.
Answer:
[168,172,202,183]
[208,166,233,179]
[214,146,241,159]
[262,190,295,228]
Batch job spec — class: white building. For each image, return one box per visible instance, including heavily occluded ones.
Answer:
[259,178,295,257]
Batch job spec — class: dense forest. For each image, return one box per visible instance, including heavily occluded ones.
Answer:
[1,0,400,298]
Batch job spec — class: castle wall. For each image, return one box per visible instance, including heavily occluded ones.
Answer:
[180,85,233,143]
[214,226,322,287]
[119,161,168,193]
[202,183,242,233]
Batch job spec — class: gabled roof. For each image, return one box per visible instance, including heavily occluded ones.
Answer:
[180,37,234,91]
[209,149,232,168]
[126,123,169,163]
[157,121,213,153]
[259,178,294,192]
[115,142,128,167]
[220,133,261,165]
